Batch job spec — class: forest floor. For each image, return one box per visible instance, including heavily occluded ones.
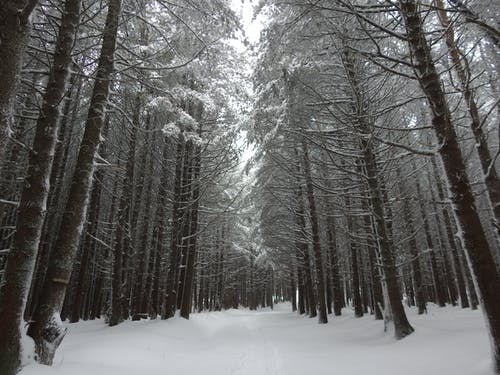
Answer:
[19,303,494,375]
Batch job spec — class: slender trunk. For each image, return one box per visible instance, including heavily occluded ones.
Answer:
[342,46,413,338]
[326,209,342,316]
[110,114,138,326]
[163,136,188,318]
[302,142,328,324]
[414,172,447,307]
[180,145,202,319]
[430,156,469,308]
[345,192,363,318]
[397,167,426,314]
[294,178,317,318]
[132,146,155,320]
[176,142,195,310]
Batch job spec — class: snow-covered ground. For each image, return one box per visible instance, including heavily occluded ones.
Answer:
[20,303,494,375]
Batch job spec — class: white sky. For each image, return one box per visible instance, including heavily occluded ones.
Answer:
[230,0,265,47]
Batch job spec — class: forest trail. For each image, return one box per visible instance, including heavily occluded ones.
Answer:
[19,304,493,375]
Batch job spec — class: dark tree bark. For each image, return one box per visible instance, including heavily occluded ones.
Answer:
[399,0,500,369]
[26,71,82,321]
[430,157,469,308]
[397,167,426,314]
[0,0,80,372]
[163,136,188,319]
[180,144,202,319]
[302,142,328,324]
[326,208,343,316]
[294,180,317,318]
[345,192,363,318]
[132,136,155,320]
[341,47,413,338]
[110,111,138,326]
[26,0,121,364]
[69,120,110,323]
[414,173,447,307]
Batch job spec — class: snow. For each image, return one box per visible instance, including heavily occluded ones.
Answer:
[19,304,494,375]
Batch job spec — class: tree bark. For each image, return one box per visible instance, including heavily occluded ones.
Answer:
[180,144,202,319]
[345,192,363,318]
[341,46,413,338]
[397,167,426,314]
[301,142,328,324]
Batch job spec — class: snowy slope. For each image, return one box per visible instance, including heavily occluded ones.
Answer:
[19,304,494,375]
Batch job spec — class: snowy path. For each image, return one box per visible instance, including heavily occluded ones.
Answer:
[20,304,494,375]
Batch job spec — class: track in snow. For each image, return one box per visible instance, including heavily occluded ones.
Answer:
[20,303,494,375]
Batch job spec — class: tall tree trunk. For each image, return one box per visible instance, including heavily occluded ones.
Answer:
[26,0,121,364]
[0,0,80,372]
[345,192,363,318]
[295,185,316,318]
[399,0,500,369]
[430,156,469,308]
[180,144,202,319]
[131,143,155,320]
[69,120,109,323]
[110,112,138,326]
[163,136,188,318]
[342,46,413,338]
[176,142,195,310]
[414,173,447,307]
[326,208,343,316]
[397,167,426,314]
[302,142,328,323]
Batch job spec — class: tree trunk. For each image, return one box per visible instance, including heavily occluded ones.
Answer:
[430,156,469,308]
[342,46,413,338]
[397,167,426,314]
[301,142,328,324]
[414,171,447,307]
[180,144,202,319]
[110,111,138,326]
[163,136,188,318]
[346,192,363,318]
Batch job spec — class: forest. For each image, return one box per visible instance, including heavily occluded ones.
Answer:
[0,0,499,374]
